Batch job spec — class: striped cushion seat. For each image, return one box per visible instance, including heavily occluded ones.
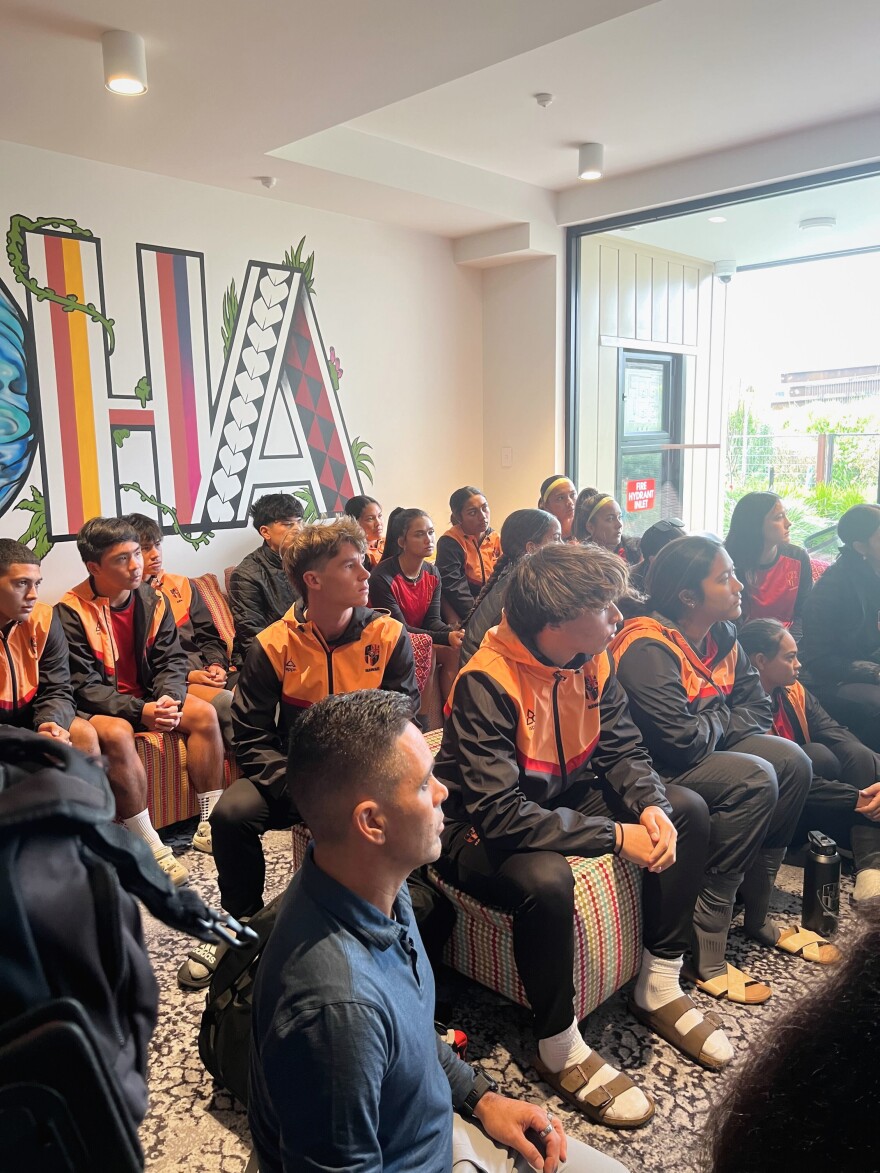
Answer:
[427,856,642,1021]
[135,731,242,829]
[191,571,236,658]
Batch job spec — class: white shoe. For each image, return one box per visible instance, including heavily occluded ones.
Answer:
[192,820,213,854]
[153,844,189,887]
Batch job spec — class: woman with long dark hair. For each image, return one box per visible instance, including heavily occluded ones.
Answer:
[573,488,640,565]
[435,486,501,623]
[800,503,880,751]
[460,508,561,666]
[739,618,880,902]
[537,474,577,541]
[611,536,830,1004]
[724,492,812,636]
[370,508,462,698]
[344,494,385,568]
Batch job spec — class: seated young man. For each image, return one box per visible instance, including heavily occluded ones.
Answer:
[229,492,304,670]
[434,543,732,1130]
[249,690,628,1173]
[125,513,234,746]
[176,518,421,989]
[57,518,227,883]
[0,538,97,755]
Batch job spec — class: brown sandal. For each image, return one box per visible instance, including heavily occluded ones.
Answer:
[532,1048,655,1129]
[774,927,841,965]
[686,961,772,1004]
[628,994,730,1071]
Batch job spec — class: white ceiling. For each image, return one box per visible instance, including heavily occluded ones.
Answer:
[3,0,880,243]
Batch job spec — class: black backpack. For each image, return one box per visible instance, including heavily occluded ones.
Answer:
[198,895,282,1107]
[0,727,246,1134]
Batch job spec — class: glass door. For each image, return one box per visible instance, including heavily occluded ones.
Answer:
[617,351,684,537]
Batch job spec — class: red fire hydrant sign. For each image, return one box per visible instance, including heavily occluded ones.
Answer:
[626,479,656,512]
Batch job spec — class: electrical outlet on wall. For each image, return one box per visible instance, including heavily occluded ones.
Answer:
[501,446,512,468]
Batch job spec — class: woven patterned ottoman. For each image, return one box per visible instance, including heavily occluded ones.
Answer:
[136,732,242,829]
[427,856,642,1022]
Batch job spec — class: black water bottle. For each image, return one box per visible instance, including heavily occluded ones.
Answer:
[802,830,840,937]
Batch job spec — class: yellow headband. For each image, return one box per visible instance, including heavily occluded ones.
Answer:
[586,495,614,526]
[540,477,572,504]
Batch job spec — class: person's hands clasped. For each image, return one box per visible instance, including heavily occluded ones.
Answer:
[640,805,677,872]
[473,1092,566,1173]
[449,629,464,651]
[188,665,228,688]
[856,781,880,821]
[37,721,71,743]
[141,695,181,733]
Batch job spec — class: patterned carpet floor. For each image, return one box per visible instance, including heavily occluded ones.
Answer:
[140,822,857,1172]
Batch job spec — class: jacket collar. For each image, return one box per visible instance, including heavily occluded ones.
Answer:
[299,843,412,952]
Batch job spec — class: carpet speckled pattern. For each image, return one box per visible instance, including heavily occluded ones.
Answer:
[141,823,857,1172]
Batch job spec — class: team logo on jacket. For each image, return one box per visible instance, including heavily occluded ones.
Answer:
[584,674,600,702]
[170,587,182,601]
[364,643,380,668]
[526,708,535,727]
[284,659,296,672]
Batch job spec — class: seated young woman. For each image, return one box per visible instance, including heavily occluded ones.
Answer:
[800,504,880,752]
[435,486,501,624]
[611,535,833,1006]
[435,543,732,1129]
[724,492,812,638]
[344,494,385,568]
[460,508,561,667]
[573,488,641,565]
[740,618,880,902]
[369,508,463,699]
[537,474,578,542]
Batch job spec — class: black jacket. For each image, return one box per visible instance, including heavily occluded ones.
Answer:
[459,568,512,667]
[368,557,454,646]
[800,548,880,689]
[229,544,297,670]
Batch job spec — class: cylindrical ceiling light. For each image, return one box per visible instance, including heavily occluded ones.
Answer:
[577,142,604,181]
[102,30,148,96]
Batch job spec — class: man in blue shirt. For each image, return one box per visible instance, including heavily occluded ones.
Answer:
[249,690,627,1173]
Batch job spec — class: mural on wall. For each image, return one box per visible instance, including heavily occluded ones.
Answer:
[2,215,374,557]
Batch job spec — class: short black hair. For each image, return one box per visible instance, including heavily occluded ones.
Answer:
[76,517,141,565]
[249,493,304,532]
[124,512,162,547]
[0,539,39,576]
[286,691,415,843]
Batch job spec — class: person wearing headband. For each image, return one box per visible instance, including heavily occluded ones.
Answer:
[573,488,641,565]
[799,503,880,751]
[537,475,578,541]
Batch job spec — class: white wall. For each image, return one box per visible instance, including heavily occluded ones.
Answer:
[0,140,483,600]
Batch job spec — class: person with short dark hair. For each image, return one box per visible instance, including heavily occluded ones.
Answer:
[612,536,828,1005]
[573,488,640,565]
[344,494,385,567]
[213,518,420,920]
[0,538,97,754]
[628,517,688,594]
[725,492,812,637]
[799,502,880,750]
[57,518,227,883]
[740,617,880,902]
[125,513,234,747]
[537,475,577,541]
[435,543,731,1130]
[435,486,501,623]
[229,492,304,669]
[249,690,628,1173]
[460,508,561,666]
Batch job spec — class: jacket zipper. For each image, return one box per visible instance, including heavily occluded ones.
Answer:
[551,672,567,787]
[0,631,18,712]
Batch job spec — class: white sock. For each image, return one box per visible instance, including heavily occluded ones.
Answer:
[634,950,733,1066]
[853,867,880,902]
[538,1017,651,1123]
[123,809,163,850]
[198,789,223,822]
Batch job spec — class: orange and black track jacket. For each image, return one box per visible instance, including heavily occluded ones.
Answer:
[56,580,188,724]
[611,614,772,774]
[231,605,419,798]
[0,604,75,730]
[772,680,880,772]
[434,618,671,857]
[149,571,229,674]
[436,527,502,620]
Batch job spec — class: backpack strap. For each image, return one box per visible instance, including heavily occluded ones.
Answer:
[0,839,52,1016]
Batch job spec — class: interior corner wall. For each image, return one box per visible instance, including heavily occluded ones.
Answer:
[0,140,483,600]
[480,255,561,523]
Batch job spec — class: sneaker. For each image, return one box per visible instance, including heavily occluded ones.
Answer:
[192,820,213,854]
[153,844,189,887]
